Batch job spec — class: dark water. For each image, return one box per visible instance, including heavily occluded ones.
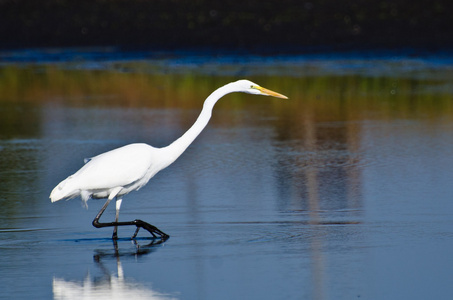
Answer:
[1,50,453,299]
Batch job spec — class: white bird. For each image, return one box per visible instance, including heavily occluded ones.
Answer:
[50,79,288,240]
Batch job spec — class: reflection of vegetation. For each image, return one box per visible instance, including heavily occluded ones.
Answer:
[1,63,453,121]
[1,61,452,222]
[274,75,453,122]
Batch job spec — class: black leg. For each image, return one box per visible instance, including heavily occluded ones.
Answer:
[92,198,169,240]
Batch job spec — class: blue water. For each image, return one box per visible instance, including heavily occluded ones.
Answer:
[2,47,453,78]
[1,50,453,299]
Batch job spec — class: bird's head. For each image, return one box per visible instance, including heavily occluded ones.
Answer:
[233,79,288,99]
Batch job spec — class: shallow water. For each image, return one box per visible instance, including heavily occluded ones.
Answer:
[1,50,453,299]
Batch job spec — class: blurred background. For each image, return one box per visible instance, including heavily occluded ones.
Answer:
[1,1,453,300]
[1,0,452,53]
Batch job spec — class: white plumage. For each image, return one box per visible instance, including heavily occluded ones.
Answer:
[50,143,170,205]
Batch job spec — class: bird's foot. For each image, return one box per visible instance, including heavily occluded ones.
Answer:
[132,219,169,240]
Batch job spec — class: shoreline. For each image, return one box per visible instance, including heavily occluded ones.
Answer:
[1,46,453,64]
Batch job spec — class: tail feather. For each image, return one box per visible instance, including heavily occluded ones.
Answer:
[50,176,79,203]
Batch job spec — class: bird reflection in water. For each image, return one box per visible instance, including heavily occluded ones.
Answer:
[52,238,176,300]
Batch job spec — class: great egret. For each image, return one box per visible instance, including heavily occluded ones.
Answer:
[50,79,288,240]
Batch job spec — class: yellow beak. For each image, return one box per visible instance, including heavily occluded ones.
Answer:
[256,86,288,99]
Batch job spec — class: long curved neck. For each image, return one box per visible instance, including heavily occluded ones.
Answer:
[162,84,235,164]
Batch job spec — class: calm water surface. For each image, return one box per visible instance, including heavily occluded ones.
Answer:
[1,50,453,299]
